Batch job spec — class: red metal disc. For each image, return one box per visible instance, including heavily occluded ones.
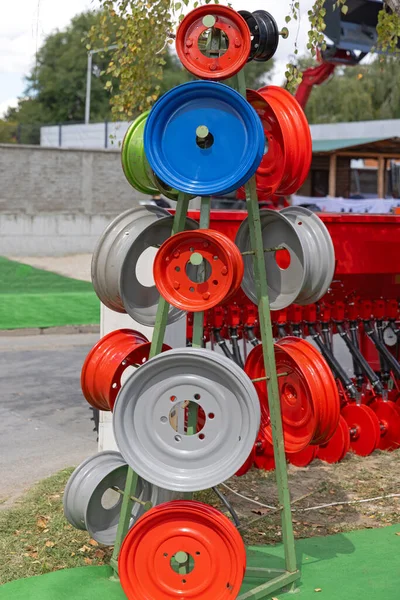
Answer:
[154,229,243,312]
[235,446,255,476]
[278,338,340,445]
[245,343,316,453]
[253,437,275,471]
[119,500,246,600]
[241,89,286,197]
[318,415,348,464]
[341,403,379,456]
[176,6,251,80]
[257,86,312,195]
[370,400,400,451]
[288,444,318,468]
[81,329,170,411]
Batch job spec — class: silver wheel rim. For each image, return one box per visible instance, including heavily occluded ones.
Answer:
[119,216,198,326]
[113,347,261,492]
[91,206,169,312]
[63,451,176,545]
[281,206,335,304]
[235,209,305,310]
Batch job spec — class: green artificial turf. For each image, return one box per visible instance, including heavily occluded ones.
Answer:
[1,524,399,599]
[0,257,99,329]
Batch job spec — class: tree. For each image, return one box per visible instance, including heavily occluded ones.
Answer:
[89,0,400,116]
[303,55,400,123]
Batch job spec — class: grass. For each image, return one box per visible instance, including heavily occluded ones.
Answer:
[0,257,99,329]
[2,449,400,585]
[0,469,111,585]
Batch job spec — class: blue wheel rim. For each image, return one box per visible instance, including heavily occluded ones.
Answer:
[144,81,265,196]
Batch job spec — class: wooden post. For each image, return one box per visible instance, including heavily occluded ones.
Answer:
[329,153,337,197]
[378,156,385,199]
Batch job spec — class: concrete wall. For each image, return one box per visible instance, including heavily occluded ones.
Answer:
[0,143,146,256]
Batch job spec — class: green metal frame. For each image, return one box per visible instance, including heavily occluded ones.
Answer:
[108,61,300,599]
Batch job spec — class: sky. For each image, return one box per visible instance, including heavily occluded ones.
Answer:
[0,0,317,118]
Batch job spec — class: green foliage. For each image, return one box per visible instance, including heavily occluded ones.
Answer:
[304,55,400,123]
[0,120,18,144]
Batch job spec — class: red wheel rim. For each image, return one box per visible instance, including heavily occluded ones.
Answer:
[176,6,251,80]
[154,229,243,311]
[341,404,379,456]
[235,446,255,476]
[278,338,340,445]
[257,86,312,195]
[119,500,246,600]
[242,90,286,197]
[245,343,316,453]
[81,329,170,411]
[318,415,347,464]
[288,444,318,467]
[340,415,351,460]
[370,400,400,451]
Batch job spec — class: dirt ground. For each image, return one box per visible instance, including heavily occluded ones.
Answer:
[198,448,400,546]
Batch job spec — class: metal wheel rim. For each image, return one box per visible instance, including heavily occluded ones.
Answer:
[119,216,199,326]
[63,451,127,535]
[175,5,251,80]
[121,111,159,195]
[236,209,305,310]
[63,451,177,545]
[119,500,246,600]
[253,10,279,62]
[154,229,243,312]
[91,206,170,312]
[281,206,335,304]
[113,347,261,491]
[143,80,265,196]
[238,10,260,61]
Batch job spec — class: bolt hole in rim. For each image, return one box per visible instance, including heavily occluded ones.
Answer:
[168,400,207,436]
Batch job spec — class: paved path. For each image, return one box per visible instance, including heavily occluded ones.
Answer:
[7,254,92,282]
[0,333,98,506]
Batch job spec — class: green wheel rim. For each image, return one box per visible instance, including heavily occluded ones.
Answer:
[121,112,159,195]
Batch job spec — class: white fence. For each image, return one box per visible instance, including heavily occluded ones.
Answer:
[41,121,130,150]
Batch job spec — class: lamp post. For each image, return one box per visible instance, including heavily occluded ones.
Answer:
[85,44,118,124]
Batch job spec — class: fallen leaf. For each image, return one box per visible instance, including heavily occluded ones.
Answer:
[89,539,99,547]
[84,558,93,565]
[45,541,55,548]
[37,516,49,529]
[79,545,92,553]
[315,588,322,593]
[395,532,400,536]
[94,549,105,559]
[71,552,76,557]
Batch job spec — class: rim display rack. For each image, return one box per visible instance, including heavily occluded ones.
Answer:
[106,65,300,598]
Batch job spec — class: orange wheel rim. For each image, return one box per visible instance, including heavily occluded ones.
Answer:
[257,86,312,195]
[176,6,251,81]
[278,337,340,445]
[245,343,316,453]
[119,500,246,600]
[154,229,243,311]
[245,89,286,197]
[81,329,170,411]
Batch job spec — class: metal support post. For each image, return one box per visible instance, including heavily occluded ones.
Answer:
[236,69,299,599]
